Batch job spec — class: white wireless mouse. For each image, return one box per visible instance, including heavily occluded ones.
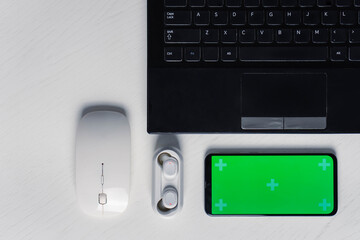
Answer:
[76,110,131,217]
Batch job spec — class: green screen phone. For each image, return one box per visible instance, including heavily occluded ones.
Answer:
[205,154,337,216]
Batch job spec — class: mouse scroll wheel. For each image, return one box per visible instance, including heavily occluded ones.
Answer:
[98,193,107,205]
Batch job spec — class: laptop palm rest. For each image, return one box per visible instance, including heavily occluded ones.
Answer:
[241,73,327,130]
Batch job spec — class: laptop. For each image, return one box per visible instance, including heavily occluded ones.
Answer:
[147,0,360,133]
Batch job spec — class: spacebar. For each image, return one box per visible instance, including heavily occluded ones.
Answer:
[239,47,328,62]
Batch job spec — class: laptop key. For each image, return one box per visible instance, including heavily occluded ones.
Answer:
[281,0,298,7]
[355,0,360,6]
[203,47,219,62]
[303,10,320,25]
[313,29,329,43]
[267,11,283,25]
[299,0,316,6]
[165,0,187,7]
[317,0,333,6]
[340,11,357,25]
[294,29,311,43]
[350,29,360,43]
[226,0,242,6]
[239,29,256,43]
[285,10,301,25]
[330,47,347,61]
[164,47,182,62]
[230,11,246,25]
[221,47,237,62]
[185,47,201,62]
[164,11,191,26]
[276,29,292,43]
[349,47,360,61]
[263,0,279,7]
[189,0,205,6]
[208,0,224,6]
[203,29,219,43]
[221,29,237,43]
[331,28,347,43]
[257,29,274,43]
[165,29,201,43]
[211,11,228,25]
[194,11,210,26]
[244,0,261,7]
[336,0,352,5]
[239,47,328,61]
[322,11,338,25]
[248,11,265,25]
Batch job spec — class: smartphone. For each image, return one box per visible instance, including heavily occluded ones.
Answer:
[205,153,337,216]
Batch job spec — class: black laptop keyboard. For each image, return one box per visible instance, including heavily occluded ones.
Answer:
[163,0,360,62]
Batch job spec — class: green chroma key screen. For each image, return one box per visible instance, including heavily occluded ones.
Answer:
[205,154,337,215]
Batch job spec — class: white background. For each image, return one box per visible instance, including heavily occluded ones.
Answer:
[1,0,360,239]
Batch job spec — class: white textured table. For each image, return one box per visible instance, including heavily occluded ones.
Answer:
[1,1,360,239]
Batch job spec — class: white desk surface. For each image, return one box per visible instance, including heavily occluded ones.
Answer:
[1,1,360,239]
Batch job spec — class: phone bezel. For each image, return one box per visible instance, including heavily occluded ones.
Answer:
[204,153,338,216]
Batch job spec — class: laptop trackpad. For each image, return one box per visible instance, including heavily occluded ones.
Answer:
[241,73,327,129]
